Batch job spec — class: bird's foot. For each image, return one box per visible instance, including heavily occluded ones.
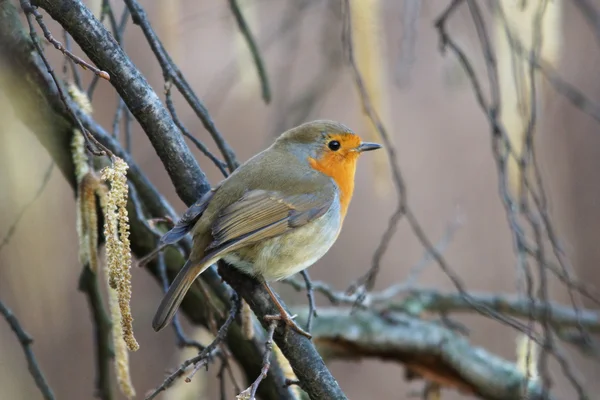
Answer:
[264,312,312,339]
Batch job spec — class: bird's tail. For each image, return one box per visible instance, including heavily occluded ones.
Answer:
[152,259,212,332]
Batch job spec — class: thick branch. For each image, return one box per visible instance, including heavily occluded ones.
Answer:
[290,307,554,400]
[219,265,347,400]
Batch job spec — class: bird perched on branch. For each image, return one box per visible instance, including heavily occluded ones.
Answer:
[152,120,382,338]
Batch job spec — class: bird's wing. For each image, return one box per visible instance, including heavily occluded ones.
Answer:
[204,189,334,258]
[160,188,216,245]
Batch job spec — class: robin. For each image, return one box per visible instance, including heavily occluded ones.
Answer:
[152,120,382,338]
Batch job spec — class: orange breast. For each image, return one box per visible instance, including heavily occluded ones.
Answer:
[308,153,358,220]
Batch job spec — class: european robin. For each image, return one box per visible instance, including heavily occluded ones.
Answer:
[152,120,382,338]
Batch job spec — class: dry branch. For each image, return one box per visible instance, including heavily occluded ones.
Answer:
[291,307,554,400]
[0,300,55,400]
[78,266,114,400]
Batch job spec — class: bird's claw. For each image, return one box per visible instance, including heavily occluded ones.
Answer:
[264,312,312,339]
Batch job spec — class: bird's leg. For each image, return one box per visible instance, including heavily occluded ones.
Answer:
[262,281,312,339]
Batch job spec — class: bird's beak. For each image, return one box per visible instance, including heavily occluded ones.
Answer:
[356,142,382,153]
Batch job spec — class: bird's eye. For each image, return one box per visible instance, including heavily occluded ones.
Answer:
[328,140,341,151]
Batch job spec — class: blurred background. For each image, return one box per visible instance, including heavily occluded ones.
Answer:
[1,0,600,398]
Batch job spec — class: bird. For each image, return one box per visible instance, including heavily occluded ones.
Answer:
[152,120,382,338]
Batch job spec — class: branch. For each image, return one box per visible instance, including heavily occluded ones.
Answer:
[284,275,600,357]
[290,307,554,400]
[389,289,600,333]
[145,294,241,400]
[0,162,53,254]
[228,0,271,103]
[0,299,55,400]
[32,0,211,202]
[122,0,238,172]
[237,321,277,399]
[78,266,114,400]
[219,265,348,400]
[24,3,110,81]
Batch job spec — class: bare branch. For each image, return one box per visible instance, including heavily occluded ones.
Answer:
[237,321,277,399]
[27,4,110,81]
[389,289,600,333]
[78,266,114,400]
[219,263,349,400]
[436,1,593,397]
[122,0,238,172]
[228,0,271,103]
[300,270,317,333]
[87,4,129,100]
[164,80,228,177]
[145,294,241,400]
[0,299,55,400]
[291,307,554,400]
[0,162,53,255]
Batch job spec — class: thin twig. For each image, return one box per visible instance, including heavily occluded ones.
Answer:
[493,2,593,345]
[0,299,55,400]
[124,107,133,154]
[237,321,277,400]
[144,293,241,400]
[389,289,600,333]
[111,98,125,138]
[227,0,271,103]
[300,270,317,332]
[62,30,82,87]
[207,0,314,115]
[21,1,112,157]
[340,0,407,301]
[27,5,109,80]
[0,162,53,255]
[164,80,229,177]
[124,0,238,172]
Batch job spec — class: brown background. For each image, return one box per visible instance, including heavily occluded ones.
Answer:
[1,0,599,399]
